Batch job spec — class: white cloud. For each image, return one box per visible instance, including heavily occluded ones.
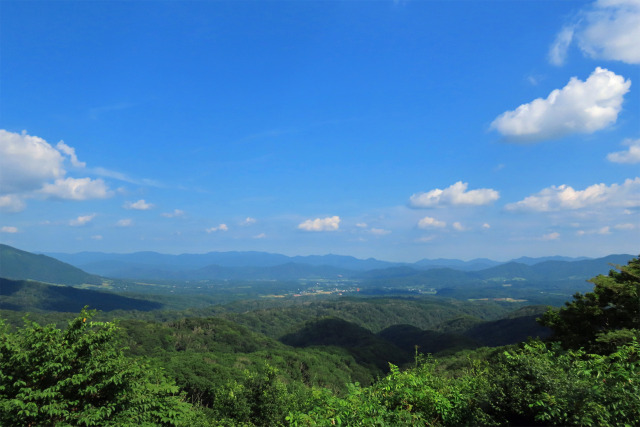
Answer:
[162,209,185,218]
[40,177,112,200]
[253,233,267,239]
[124,199,154,210]
[1,226,18,233]
[549,26,575,66]
[506,177,640,212]
[580,0,640,64]
[91,235,103,240]
[577,226,614,235]
[550,0,640,65]
[410,181,499,208]
[614,223,636,230]
[70,214,96,226]
[491,67,631,142]
[298,216,341,231]
[0,129,112,211]
[0,129,65,193]
[206,224,228,233]
[482,223,491,229]
[241,217,257,226]
[542,232,560,240]
[452,222,468,231]
[356,222,368,228]
[417,216,446,229]
[369,227,391,235]
[0,195,26,212]
[607,138,640,164]
[56,141,86,168]
[415,235,436,242]
[117,218,133,227]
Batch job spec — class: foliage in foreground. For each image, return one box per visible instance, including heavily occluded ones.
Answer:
[0,307,195,426]
[286,339,640,426]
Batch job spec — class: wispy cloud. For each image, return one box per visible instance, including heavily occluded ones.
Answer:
[206,224,228,233]
[162,209,186,218]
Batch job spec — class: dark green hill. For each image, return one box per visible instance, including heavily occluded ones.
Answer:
[280,317,412,373]
[0,277,162,312]
[216,297,513,338]
[377,324,478,355]
[0,244,102,285]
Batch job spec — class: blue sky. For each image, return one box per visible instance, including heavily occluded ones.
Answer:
[1,0,639,262]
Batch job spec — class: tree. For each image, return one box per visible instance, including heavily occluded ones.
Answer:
[540,256,640,352]
[0,307,195,426]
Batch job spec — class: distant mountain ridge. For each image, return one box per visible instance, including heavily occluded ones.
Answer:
[43,249,622,279]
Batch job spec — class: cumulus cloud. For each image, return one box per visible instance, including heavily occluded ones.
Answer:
[355,222,368,228]
[124,199,154,210]
[0,195,26,212]
[614,223,636,230]
[298,216,341,231]
[0,129,112,211]
[253,233,267,239]
[607,138,640,164]
[1,226,18,233]
[542,232,560,240]
[452,222,468,231]
[206,224,228,233]
[482,223,491,229]
[506,177,640,212]
[117,219,133,227]
[491,68,630,142]
[241,217,257,226]
[40,177,112,200]
[552,0,640,65]
[162,209,185,218]
[577,226,613,235]
[417,216,446,229]
[70,214,96,226]
[0,130,65,193]
[410,181,499,208]
[369,227,391,235]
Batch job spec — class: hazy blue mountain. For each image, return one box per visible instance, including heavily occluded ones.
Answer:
[413,258,501,271]
[41,248,635,284]
[1,244,102,285]
[509,255,591,265]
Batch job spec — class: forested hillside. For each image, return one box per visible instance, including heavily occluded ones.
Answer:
[1,250,638,425]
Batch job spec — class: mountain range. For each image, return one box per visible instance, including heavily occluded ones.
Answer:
[0,244,635,297]
[42,248,616,280]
